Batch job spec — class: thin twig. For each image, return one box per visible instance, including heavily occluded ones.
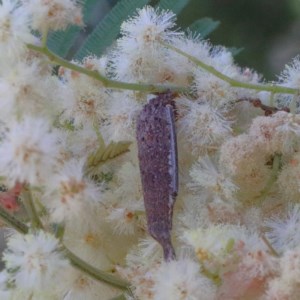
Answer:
[63,246,130,291]
[0,206,28,234]
[27,43,189,94]
[161,41,299,95]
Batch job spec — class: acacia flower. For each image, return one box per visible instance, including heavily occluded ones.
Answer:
[189,155,237,201]
[111,6,183,82]
[265,204,300,253]
[266,246,300,299]
[152,258,216,300]
[43,159,101,223]
[178,99,232,155]
[0,0,34,59]
[3,231,73,295]
[0,117,60,186]
[105,161,146,234]
[22,0,83,31]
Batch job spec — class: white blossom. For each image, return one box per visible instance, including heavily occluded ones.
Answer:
[111,6,183,83]
[177,99,233,155]
[43,159,101,223]
[189,155,238,201]
[0,117,60,186]
[265,204,300,253]
[22,0,83,31]
[0,0,34,59]
[3,231,74,295]
[152,258,216,300]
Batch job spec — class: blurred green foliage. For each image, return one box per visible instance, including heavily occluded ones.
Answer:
[177,0,296,79]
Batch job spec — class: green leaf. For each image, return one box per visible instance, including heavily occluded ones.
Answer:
[86,141,131,169]
[46,0,100,58]
[157,0,191,14]
[46,26,81,58]
[188,17,220,38]
[74,0,150,61]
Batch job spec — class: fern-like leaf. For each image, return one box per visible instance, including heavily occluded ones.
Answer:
[188,17,220,38]
[157,0,190,14]
[46,26,80,58]
[74,0,150,61]
[87,141,131,169]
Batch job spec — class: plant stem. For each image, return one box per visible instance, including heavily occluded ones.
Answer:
[63,246,130,291]
[22,187,43,229]
[26,43,189,94]
[261,234,280,257]
[161,41,299,95]
[42,28,49,48]
[0,206,28,234]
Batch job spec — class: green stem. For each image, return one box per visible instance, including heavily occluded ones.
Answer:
[42,28,49,48]
[63,246,130,291]
[161,41,299,95]
[26,43,189,94]
[0,206,28,234]
[93,122,105,148]
[261,234,279,257]
[22,187,43,229]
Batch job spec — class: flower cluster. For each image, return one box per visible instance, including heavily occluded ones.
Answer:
[0,1,300,299]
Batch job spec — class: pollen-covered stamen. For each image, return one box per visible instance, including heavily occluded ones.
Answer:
[60,178,86,202]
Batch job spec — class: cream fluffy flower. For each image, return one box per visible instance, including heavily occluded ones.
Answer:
[22,0,82,31]
[219,134,272,202]
[184,225,265,260]
[0,61,67,122]
[190,156,237,201]
[279,55,300,89]
[43,159,101,223]
[277,152,300,201]
[102,92,142,142]
[152,258,216,300]
[177,99,232,155]
[105,161,146,235]
[121,6,178,43]
[248,111,300,155]
[0,117,60,186]
[266,247,300,300]
[0,0,34,59]
[111,6,183,83]
[3,231,73,294]
[59,59,108,128]
[265,204,300,253]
